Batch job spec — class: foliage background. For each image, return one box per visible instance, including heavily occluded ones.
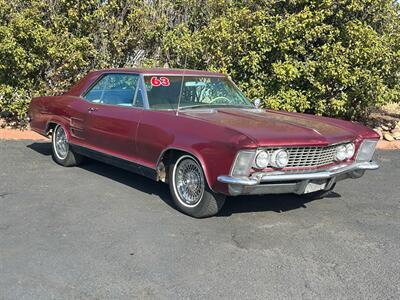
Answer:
[0,0,399,126]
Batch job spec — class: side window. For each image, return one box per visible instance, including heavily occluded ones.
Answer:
[84,74,139,107]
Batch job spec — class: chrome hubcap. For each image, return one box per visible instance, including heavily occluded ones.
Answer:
[175,159,205,206]
[54,126,68,159]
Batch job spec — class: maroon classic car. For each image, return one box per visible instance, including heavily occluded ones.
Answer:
[29,68,379,217]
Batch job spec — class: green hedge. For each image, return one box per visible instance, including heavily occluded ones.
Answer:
[1,0,399,126]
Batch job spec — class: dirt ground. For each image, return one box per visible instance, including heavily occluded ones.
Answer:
[0,129,46,141]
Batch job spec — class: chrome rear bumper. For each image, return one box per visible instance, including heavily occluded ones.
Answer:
[217,161,379,196]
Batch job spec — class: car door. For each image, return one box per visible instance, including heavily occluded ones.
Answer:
[82,73,145,161]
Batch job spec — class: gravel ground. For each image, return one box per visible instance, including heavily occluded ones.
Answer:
[0,140,399,299]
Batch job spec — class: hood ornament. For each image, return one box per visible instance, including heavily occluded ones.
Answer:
[254,98,261,109]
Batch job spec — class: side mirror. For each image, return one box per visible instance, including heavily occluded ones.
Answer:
[254,98,261,108]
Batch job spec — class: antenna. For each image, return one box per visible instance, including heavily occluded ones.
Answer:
[176,55,188,116]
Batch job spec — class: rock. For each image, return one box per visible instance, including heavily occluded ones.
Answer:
[383,121,397,131]
[383,133,395,141]
[381,124,390,131]
[391,129,400,140]
[391,128,400,134]
[373,128,383,139]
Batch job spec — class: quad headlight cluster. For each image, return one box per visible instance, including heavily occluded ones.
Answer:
[254,149,289,169]
[252,142,356,170]
[232,141,367,176]
[335,143,355,161]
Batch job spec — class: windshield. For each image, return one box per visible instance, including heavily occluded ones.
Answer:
[144,75,253,110]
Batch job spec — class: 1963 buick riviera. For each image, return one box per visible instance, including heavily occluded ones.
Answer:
[28,68,379,217]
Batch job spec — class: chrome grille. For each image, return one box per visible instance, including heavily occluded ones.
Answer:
[263,144,340,169]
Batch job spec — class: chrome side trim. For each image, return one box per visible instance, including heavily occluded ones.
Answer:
[70,143,157,180]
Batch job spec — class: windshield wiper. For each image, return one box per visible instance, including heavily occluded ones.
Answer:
[179,104,252,110]
[179,104,213,110]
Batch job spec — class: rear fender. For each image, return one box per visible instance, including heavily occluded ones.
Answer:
[45,117,72,140]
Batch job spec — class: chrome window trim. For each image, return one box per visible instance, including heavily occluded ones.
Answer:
[132,79,140,106]
[142,73,225,78]
[80,74,107,98]
[226,76,254,107]
[142,74,253,111]
[81,72,141,97]
[139,74,150,109]
[80,73,146,109]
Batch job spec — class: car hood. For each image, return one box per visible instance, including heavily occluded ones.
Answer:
[182,108,360,146]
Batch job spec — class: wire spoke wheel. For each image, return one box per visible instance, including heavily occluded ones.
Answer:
[54,126,69,160]
[169,154,226,217]
[174,158,205,207]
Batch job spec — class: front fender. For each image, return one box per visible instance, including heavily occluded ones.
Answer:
[158,139,250,194]
[136,110,257,194]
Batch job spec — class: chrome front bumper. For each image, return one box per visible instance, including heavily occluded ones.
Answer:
[217,161,379,196]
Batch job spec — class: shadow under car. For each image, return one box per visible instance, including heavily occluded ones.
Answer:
[27,142,341,217]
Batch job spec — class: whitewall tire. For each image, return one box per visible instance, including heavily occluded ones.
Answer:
[168,155,225,218]
[51,124,83,167]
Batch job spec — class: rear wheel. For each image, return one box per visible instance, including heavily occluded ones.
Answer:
[169,155,225,218]
[52,124,83,167]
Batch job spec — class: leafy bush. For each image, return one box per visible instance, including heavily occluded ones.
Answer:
[0,0,165,126]
[163,0,400,120]
[0,0,399,126]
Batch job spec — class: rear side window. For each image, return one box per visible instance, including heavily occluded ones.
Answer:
[84,74,142,107]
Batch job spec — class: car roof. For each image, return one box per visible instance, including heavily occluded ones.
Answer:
[94,68,225,77]
[65,68,226,96]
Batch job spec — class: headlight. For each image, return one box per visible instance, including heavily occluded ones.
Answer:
[345,143,355,159]
[254,151,270,169]
[231,150,256,176]
[336,143,356,161]
[335,145,347,161]
[356,140,378,162]
[270,149,289,168]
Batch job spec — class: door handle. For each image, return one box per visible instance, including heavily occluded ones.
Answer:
[88,107,98,112]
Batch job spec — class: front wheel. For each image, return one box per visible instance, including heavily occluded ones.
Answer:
[52,124,84,167]
[169,155,226,218]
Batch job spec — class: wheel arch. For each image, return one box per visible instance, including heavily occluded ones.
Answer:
[157,147,214,191]
[45,118,71,139]
[45,122,57,136]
